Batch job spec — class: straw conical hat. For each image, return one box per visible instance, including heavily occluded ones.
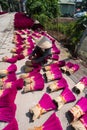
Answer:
[37,36,52,49]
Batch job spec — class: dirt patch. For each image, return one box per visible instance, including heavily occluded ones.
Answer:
[47,30,67,42]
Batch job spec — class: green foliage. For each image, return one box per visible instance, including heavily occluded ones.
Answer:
[58,23,67,34]
[0,0,8,11]
[47,23,58,31]
[61,17,87,52]
[47,16,87,53]
[26,0,60,29]
[26,1,60,29]
[33,13,49,28]
[26,0,44,17]
[68,17,86,44]
[26,0,45,16]
[26,0,87,54]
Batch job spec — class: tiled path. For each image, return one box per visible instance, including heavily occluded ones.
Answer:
[0,13,87,130]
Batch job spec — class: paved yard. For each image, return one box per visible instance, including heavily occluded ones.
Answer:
[0,13,87,130]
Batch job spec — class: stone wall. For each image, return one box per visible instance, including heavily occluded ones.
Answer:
[78,32,87,62]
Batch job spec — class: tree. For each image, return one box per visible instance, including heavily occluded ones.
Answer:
[26,0,60,28]
[63,15,87,55]
[0,0,8,11]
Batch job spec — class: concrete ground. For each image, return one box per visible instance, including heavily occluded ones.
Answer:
[0,13,87,130]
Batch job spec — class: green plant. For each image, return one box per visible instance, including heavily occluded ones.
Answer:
[0,0,8,11]
[63,17,87,53]
[26,0,60,30]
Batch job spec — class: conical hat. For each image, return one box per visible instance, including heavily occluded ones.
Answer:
[37,36,52,49]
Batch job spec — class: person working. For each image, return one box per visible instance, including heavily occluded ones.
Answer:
[29,36,52,64]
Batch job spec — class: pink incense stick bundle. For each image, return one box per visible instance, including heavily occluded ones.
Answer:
[71,113,87,130]
[14,13,34,30]
[0,104,16,123]
[3,118,18,130]
[61,62,79,75]
[28,113,63,130]
[31,32,42,39]
[44,67,62,82]
[51,54,59,61]
[80,77,87,85]
[0,73,19,90]
[47,77,68,93]
[13,34,23,44]
[61,62,74,73]
[21,29,31,35]
[73,76,87,94]
[53,88,76,110]
[66,64,79,76]
[66,62,74,68]
[23,74,44,92]
[14,78,24,90]
[51,43,60,54]
[0,64,17,78]
[22,47,34,56]
[15,54,25,60]
[7,64,17,73]
[14,30,22,35]
[21,34,28,39]
[0,78,23,122]
[24,63,41,73]
[42,112,63,130]
[25,29,31,34]
[15,43,25,48]
[0,79,23,107]
[23,72,42,85]
[2,55,18,63]
[43,63,58,72]
[20,69,41,80]
[68,97,87,122]
[26,37,35,48]
[25,60,42,68]
[11,46,24,54]
[16,34,25,42]
[43,60,65,72]
[24,66,41,73]
[29,93,57,121]
[2,73,17,83]
[16,29,26,35]
[2,53,25,63]
[58,60,65,67]
[15,40,24,46]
